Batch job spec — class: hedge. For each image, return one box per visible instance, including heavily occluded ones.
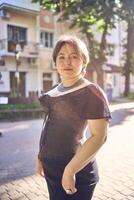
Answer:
[0,108,44,121]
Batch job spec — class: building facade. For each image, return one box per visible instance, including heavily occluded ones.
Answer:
[0,0,41,98]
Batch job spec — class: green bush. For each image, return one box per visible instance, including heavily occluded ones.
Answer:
[0,102,41,111]
[0,109,44,121]
[0,101,45,121]
[128,93,134,100]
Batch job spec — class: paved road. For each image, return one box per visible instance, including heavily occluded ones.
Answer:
[0,119,42,184]
[0,102,134,199]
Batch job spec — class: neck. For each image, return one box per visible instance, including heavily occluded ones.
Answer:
[61,75,83,87]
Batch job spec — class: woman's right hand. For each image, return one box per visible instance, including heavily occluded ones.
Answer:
[37,158,45,177]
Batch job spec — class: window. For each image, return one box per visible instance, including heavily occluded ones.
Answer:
[7,25,27,52]
[43,73,52,80]
[10,72,26,97]
[8,25,27,44]
[40,31,53,48]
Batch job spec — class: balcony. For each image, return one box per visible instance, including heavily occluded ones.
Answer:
[0,39,38,58]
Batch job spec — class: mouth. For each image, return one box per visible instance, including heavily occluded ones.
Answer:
[63,68,72,71]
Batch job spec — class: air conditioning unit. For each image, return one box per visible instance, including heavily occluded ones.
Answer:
[0,9,10,19]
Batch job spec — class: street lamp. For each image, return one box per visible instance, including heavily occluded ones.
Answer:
[14,43,23,98]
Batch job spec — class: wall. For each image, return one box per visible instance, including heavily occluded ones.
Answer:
[0,71,10,92]
[5,11,37,42]
[26,71,38,97]
[106,22,127,66]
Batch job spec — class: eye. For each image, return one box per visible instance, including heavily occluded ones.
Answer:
[58,55,65,59]
[70,55,79,59]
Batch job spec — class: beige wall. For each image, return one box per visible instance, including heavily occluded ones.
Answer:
[4,11,37,42]
[39,9,55,74]
[6,56,38,72]
[0,18,7,39]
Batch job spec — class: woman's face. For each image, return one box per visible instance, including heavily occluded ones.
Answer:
[55,43,85,79]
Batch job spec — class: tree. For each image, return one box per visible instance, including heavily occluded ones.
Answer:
[32,0,118,88]
[119,0,134,96]
[70,0,117,88]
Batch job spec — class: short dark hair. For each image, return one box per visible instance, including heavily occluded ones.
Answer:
[52,35,89,66]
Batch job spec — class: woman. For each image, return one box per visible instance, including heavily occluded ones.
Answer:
[37,35,111,200]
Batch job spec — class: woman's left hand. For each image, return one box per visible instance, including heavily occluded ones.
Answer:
[61,167,77,195]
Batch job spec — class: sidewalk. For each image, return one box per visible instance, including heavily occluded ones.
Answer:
[0,101,134,200]
[110,98,134,112]
[111,97,133,103]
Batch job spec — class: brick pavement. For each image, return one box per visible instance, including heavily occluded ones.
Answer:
[0,104,134,200]
[93,109,134,200]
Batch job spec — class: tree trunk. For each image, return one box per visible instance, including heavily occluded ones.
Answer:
[95,22,108,89]
[124,71,130,96]
[59,0,65,33]
[124,21,134,96]
[96,65,104,88]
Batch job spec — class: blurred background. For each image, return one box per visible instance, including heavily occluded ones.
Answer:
[0,1,134,200]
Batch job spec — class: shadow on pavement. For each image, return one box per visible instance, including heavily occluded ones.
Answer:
[0,172,37,185]
[110,108,134,127]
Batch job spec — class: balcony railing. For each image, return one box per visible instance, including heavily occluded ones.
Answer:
[0,39,39,57]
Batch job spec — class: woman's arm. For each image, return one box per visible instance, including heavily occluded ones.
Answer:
[37,158,45,177]
[62,118,108,193]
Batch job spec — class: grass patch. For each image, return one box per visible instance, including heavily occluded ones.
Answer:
[128,92,134,100]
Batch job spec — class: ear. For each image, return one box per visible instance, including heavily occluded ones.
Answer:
[82,66,86,72]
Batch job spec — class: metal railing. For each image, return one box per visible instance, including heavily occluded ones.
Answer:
[0,39,39,57]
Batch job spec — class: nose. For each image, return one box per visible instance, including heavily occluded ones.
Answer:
[64,57,71,65]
